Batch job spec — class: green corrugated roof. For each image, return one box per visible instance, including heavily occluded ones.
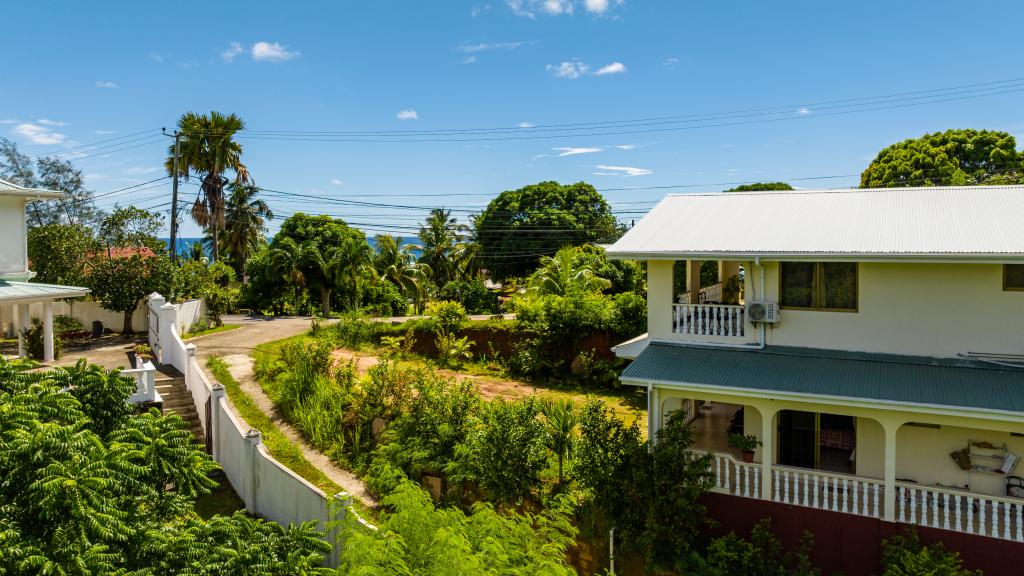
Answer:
[0,281,89,302]
[621,344,1024,413]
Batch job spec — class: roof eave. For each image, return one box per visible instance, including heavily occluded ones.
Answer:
[605,250,1024,263]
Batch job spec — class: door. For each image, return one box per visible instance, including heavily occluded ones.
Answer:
[778,410,817,468]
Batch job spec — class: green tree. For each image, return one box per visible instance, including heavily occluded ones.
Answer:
[528,245,612,296]
[222,182,273,277]
[861,129,1023,188]
[540,397,578,484]
[458,397,548,504]
[1,137,104,227]
[374,234,430,313]
[98,205,165,255]
[88,254,176,332]
[167,111,251,261]
[26,224,99,285]
[415,208,468,288]
[474,181,621,279]
[270,213,370,316]
[881,530,981,576]
[725,182,794,192]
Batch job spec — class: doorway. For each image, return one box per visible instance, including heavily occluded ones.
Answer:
[777,410,855,474]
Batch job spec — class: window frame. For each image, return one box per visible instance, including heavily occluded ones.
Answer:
[1004,264,1024,292]
[779,261,859,313]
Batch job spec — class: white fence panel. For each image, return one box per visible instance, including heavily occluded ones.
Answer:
[215,395,255,509]
[255,444,331,530]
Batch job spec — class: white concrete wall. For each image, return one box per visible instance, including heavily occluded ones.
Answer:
[177,299,208,334]
[1,299,147,336]
[759,262,1024,358]
[894,423,1024,497]
[0,196,27,276]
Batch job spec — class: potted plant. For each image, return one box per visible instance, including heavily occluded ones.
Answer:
[728,433,762,463]
[133,343,153,366]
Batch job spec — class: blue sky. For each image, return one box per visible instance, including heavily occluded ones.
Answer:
[3,0,1023,237]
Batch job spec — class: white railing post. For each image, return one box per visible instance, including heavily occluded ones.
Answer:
[158,301,178,366]
[210,384,225,461]
[245,429,262,514]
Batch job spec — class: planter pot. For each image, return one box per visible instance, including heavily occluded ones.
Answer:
[741,451,755,463]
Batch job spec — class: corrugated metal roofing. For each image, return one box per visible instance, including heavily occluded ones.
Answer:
[606,186,1024,260]
[0,281,90,303]
[0,178,64,199]
[621,343,1024,414]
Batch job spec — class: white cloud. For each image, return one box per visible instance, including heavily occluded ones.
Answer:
[662,57,679,68]
[594,164,652,176]
[554,146,602,156]
[251,41,300,62]
[518,122,535,128]
[508,0,622,17]
[614,144,635,150]
[396,109,419,120]
[797,107,812,115]
[221,41,243,62]
[461,55,477,64]
[0,119,19,125]
[330,179,344,186]
[95,80,118,89]
[37,119,66,127]
[594,61,626,75]
[547,60,588,79]
[148,52,164,63]
[459,40,536,53]
[12,123,66,145]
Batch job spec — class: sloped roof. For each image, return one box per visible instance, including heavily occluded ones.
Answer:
[622,343,1024,416]
[0,178,64,199]
[0,280,90,304]
[606,186,1024,262]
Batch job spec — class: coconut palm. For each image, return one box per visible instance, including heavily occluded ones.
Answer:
[222,183,273,278]
[540,397,578,484]
[415,208,466,287]
[165,111,250,262]
[327,235,373,312]
[374,234,431,313]
[268,237,306,294]
[528,246,611,296]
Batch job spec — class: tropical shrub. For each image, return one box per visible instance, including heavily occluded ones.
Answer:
[435,332,474,368]
[424,300,468,333]
[21,318,63,360]
[437,278,499,314]
[881,529,981,576]
[361,278,407,317]
[694,518,818,576]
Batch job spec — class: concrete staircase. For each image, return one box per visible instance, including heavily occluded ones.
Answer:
[154,366,206,444]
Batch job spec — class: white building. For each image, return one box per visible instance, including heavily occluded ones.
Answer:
[607,185,1024,543]
[0,178,89,361]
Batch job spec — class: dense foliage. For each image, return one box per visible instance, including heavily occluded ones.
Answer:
[725,182,794,192]
[88,253,177,333]
[880,530,981,576]
[474,181,622,279]
[26,224,98,285]
[861,129,1023,188]
[0,357,331,575]
[1,137,104,228]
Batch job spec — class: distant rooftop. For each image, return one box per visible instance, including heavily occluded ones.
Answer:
[0,178,64,199]
[606,186,1024,262]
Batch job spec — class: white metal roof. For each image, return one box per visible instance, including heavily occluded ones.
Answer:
[0,178,64,199]
[606,185,1024,262]
[0,281,89,305]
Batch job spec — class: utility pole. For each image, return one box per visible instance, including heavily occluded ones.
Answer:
[165,129,183,263]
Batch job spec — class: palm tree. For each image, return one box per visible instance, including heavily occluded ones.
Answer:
[327,235,373,312]
[222,183,273,278]
[165,111,250,262]
[415,208,465,287]
[374,234,431,313]
[541,398,578,484]
[528,246,611,296]
[268,237,305,295]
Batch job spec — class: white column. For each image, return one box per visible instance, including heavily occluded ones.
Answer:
[210,382,225,460]
[686,259,701,303]
[16,304,29,357]
[158,302,178,366]
[245,429,263,514]
[650,386,661,442]
[760,406,777,501]
[882,419,900,522]
[42,301,54,362]
[647,260,673,339]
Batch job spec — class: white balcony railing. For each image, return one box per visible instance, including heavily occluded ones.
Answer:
[672,303,745,338]
[696,450,762,498]
[897,482,1024,542]
[773,466,884,519]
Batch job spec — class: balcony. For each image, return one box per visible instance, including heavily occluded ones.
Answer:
[672,302,746,339]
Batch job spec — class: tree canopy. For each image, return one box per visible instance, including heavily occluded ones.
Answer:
[473,181,621,280]
[860,129,1023,188]
[27,224,99,285]
[0,137,104,227]
[724,182,793,192]
[88,253,176,332]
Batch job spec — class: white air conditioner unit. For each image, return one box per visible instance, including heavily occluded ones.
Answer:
[745,301,780,323]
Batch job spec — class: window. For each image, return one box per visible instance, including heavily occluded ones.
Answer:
[780,262,858,311]
[1005,265,1024,291]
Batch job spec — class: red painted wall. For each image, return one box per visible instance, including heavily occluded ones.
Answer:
[702,492,1024,575]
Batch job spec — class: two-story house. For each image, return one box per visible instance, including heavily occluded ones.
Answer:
[0,178,89,361]
[606,186,1024,551]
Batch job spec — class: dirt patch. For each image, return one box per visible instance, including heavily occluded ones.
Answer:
[216,353,377,508]
[331,349,380,372]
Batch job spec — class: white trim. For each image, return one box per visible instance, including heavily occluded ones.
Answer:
[621,376,1024,424]
[606,251,1024,264]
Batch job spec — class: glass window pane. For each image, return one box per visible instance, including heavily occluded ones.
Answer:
[821,262,857,310]
[1006,265,1024,290]
[781,262,815,308]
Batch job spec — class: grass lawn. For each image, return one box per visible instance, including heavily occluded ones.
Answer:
[193,478,246,519]
[206,357,342,495]
[184,323,241,340]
